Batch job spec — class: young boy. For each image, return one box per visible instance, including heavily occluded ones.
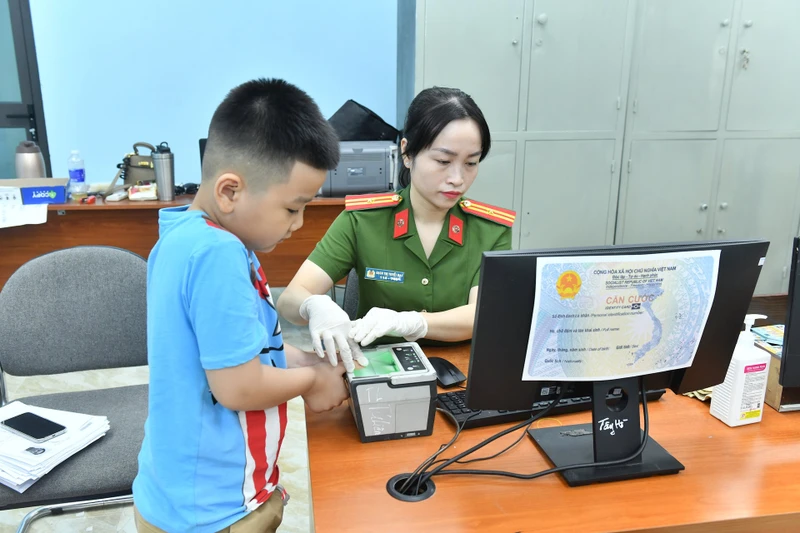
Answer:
[133,79,352,533]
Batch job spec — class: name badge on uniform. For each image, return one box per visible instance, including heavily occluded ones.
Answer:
[365,267,404,283]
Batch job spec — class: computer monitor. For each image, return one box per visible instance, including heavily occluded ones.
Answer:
[467,239,769,486]
[779,237,800,388]
[199,138,207,165]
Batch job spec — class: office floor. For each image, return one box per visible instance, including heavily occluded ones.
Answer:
[0,288,323,533]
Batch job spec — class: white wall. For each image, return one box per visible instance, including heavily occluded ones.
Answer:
[29,0,398,183]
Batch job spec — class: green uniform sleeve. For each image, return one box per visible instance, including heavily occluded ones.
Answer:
[307,211,358,282]
[471,226,512,288]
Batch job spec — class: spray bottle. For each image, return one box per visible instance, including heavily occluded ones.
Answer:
[710,314,770,426]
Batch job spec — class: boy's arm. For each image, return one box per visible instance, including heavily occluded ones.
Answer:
[284,343,322,368]
[206,356,347,413]
[186,242,347,412]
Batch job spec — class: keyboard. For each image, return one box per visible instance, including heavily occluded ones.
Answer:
[437,389,667,430]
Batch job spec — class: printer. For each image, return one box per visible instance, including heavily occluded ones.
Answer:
[347,342,437,443]
[320,141,397,197]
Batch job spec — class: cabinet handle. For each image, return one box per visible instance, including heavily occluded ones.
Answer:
[719,202,729,210]
[696,229,703,234]
[537,13,548,25]
[512,40,519,45]
[700,203,708,211]
[721,19,730,27]
[743,20,754,28]
[717,228,726,234]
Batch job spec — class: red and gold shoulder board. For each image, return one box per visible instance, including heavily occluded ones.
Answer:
[345,193,402,211]
[459,199,515,227]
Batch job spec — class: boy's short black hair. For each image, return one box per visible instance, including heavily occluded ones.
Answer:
[202,78,340,187]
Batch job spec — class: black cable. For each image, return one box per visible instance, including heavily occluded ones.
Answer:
[403,388,568,491]
[402,408,463,495]
[422,377,650,483]
[397,408,479,495]
[424,423,532,470]
[455,419,534,465]
[425,416,541,469]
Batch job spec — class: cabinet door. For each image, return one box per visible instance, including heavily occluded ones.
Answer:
[467,140,516,212]
[519,140,616,249]
[617,140,716,244]
[727,0,800,131]
[527,0,629,133]
[421,0,525,132]
[630,0,734,132]
[717,139,800,294]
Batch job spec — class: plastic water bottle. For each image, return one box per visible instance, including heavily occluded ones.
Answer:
[68,150,89,196]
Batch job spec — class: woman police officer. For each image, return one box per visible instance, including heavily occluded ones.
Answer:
[277,87,515,370]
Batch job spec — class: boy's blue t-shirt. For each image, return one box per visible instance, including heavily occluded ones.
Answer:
[133,206,288,533]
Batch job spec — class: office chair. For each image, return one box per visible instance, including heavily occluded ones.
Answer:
[0,246,148,533]
[342,268,359,320]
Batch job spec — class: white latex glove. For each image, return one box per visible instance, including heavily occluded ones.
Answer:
[299,295,368,373]
[349,307,429,346]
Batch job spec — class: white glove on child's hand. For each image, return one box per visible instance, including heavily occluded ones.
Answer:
[299,295,368,372]
[349,307,429,346]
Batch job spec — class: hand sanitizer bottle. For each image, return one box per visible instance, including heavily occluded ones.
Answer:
[710,314,770,427]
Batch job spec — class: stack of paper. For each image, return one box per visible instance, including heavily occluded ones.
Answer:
[752,324,785,345]
[752,324,784,357]
[0,402,109,493]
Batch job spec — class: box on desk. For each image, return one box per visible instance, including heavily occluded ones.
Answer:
[0,178,69,204]
[765,352,800,412]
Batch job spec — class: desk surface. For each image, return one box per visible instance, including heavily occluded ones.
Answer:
[305,345,800,533]
[46,195,346,211]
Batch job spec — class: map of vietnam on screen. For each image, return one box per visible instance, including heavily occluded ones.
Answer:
[522,250,720,381]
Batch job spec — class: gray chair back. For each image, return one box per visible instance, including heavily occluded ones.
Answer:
[343,268,359,320]
[0,246,147,376]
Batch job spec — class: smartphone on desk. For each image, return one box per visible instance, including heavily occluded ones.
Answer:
[1,412,66,443]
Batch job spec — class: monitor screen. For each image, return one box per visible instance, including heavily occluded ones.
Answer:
[467,240,769,412]
[780,237,800,388]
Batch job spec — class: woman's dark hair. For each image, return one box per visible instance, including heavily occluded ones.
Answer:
[397,87,490,189]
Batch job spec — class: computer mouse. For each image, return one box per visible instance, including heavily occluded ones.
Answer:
[427,356,466,388]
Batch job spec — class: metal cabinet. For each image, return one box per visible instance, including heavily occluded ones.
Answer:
[406,0,800,293]
[716,139,800,294]
[526,0,630,133]
[520,140,618,249]
[617,140,717,244]
[418,0,525,132]
[727,0,800,131]
[469,140,517,214]
[629,0,735,133]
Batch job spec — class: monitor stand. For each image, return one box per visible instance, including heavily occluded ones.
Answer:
[528,377,684,487]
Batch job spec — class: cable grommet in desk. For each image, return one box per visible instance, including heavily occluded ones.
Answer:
[386,473,436,502]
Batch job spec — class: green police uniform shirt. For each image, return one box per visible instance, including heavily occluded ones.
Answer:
[308,187,515,320]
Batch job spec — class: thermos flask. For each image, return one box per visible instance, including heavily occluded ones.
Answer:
[15,141,46,179]
[152,141,175,201]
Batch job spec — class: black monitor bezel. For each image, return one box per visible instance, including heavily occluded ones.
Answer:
[466,239,769,411]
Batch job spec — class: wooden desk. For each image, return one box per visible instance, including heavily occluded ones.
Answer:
[0,196,345,288]
[306,345,800,533]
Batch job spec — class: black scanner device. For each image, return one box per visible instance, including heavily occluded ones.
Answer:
[428,356,466,388]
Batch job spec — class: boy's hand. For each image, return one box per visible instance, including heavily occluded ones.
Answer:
[302,362,348,413]
[349,308,428,346]
[299,295,368,372]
